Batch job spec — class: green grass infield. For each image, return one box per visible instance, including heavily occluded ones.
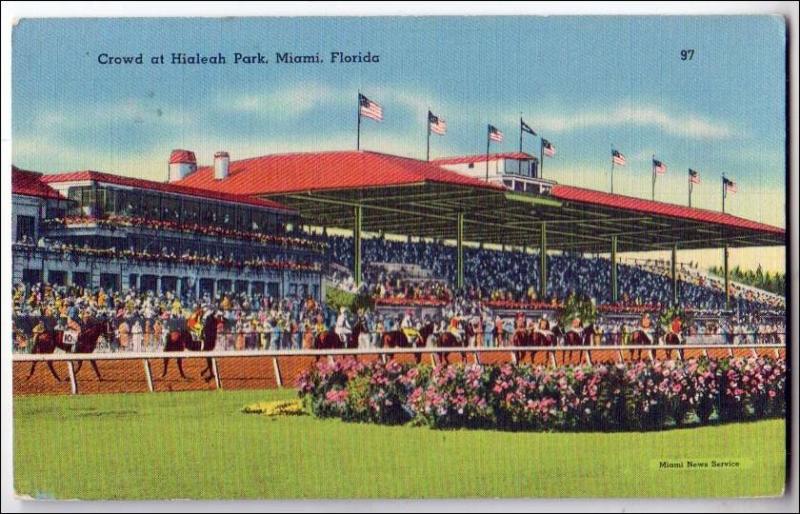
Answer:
[14,389,786,499]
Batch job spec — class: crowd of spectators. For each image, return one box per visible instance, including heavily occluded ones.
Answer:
[14,237,320,272]
[12,281,785,354]
[43,214,327,252]
[325,235,783,314]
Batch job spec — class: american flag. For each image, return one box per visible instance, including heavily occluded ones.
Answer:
[428,111,447,135]
[612,149,626,166]
[653,159,667,175]
[488,124,504,142]
[688,169,701,184]
[723,177,737,194]
[542,139,556,157]
[359,93,383,122]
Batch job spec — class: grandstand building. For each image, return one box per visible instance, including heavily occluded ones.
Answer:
[12,148,784,310]
[11,151,323,300]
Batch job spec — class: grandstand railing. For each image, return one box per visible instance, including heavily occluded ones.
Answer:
[12,343,786,395]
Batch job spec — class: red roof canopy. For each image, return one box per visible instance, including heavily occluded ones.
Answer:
[433,152,534,165]
[551,184,784,236]
[40,170,292,212]
[11,167,66,200]
[176,150,506,195]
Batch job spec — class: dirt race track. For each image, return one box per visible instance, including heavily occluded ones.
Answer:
[13,347,785,396]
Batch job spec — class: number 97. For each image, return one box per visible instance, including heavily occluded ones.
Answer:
[680,49,694,61]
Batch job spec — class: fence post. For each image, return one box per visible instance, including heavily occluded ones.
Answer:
[143,359,154,392]
[212,358,222,389]
[67,361,77,395]
[272,357,282,388]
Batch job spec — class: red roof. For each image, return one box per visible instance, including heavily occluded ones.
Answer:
[551,184,784,236]
[176,150,506,195]
[11,167,66,200]
[40,170,292,212]
[433,152,535,165]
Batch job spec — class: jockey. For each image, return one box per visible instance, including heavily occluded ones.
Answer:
[401,309,421,345]
[567,316,582,334]
[514,312,526,332]
[668,316,683,344]
[61,307,83,349]
[314,313,326,336]
[186,305,204,341]
[448,315,463,343]
[638,313,655,344]
[334,306,352,343]
[536,314,554,337]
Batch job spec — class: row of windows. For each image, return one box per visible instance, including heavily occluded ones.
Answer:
[20,268,319,298]
[67,185,294,234]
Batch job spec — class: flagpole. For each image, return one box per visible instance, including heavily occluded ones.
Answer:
[519,116,523,175]
[485,125,491,182]
[722,174,726,213]
[610,146,615,194]
[688,172,693,207]
[540,138,545,179]
[426,109,431,161]
[356,90,362,151]
[651,155,656,201]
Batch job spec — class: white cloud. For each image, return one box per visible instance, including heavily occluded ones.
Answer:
[228,84,338,118]
[522,101,735,140]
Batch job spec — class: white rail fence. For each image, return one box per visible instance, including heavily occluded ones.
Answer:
[13,344,786,395]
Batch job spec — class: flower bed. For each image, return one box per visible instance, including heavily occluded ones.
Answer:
[297,356,785,432]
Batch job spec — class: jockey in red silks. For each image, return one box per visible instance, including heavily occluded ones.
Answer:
[448,315,463,343]
[514,312,526,332]
[668,316,683,344]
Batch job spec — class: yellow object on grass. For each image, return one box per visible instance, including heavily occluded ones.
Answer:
[242,399,306,416]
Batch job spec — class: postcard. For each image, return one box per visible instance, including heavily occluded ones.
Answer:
[9,14,788,500]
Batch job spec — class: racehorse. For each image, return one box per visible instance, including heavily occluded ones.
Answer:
[510,327,533,364]
[663,331,684,360]
[162,312,219,381]
[563,324,595,365]
[27,319,112,381]
[381,322,435,364]
[312,320,370,362]
[432,321,471,365]
[630,329,656,361]
[314,320,367,350]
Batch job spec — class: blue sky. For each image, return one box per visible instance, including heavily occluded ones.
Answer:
[13,16,786,234]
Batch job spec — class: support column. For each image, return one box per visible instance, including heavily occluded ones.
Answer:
[723,245,730,309]
[353,205,362,287]
[539,223,547,299]
[671,245,678,305]
[456,212,464,290]
[610,236,618,303]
